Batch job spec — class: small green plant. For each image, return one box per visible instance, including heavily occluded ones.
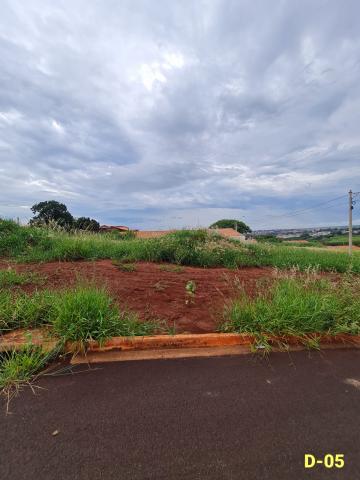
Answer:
[185,280,196,305]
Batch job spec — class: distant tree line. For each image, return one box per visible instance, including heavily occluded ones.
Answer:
[29,200,100,231]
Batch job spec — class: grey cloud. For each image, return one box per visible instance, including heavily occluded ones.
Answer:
[0,0,360,229]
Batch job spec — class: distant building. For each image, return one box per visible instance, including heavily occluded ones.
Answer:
[99,225,130,232]
[213,228,246,241]
[134,228,249,242]
[277,233,302,239]
[310,231,331,237]
[135,230,175,239]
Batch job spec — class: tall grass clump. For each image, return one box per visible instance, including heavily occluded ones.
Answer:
[0,219,51,258]
[50,286,158,346]
[0,290,55,333]
[221,274,360,336]
[1,286,159,344]
[0,344,60,408]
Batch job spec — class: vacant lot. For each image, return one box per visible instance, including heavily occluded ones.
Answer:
[1,220,359,398]
[1,260,271,333]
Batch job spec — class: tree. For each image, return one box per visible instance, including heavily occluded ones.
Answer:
[74,217,100,232]
[30,200,74,228]
[209,219,251,234]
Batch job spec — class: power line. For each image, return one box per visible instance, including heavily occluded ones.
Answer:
[245,194,348,229]
[266,194,347,219]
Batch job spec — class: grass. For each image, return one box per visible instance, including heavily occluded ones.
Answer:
[1,219,360,273]
[0,344,60,410]
[0,268,45,287]
[0,285,159,404]
[282,241,322,248]
[322,234,360,246]
[0,289,55,333]
[221,273,360,337]
[51,286,158,347]
[248,243,360,273]
[0,285,160,342]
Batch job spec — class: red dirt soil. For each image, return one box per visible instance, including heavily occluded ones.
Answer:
[1,260,272,333]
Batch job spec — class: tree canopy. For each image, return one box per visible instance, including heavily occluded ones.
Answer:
[74,217,100,232]
[209,219,251,234]
[30,200,100,231]
[30,200,74,227]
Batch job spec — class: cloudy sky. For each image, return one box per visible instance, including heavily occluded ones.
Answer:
[0,0,359,230]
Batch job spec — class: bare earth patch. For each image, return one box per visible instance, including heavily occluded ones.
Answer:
[1,260,272,333]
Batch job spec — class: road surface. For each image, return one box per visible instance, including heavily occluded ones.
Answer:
[1,349,360,479]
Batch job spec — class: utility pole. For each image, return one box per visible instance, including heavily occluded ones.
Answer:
[349,189,353,256]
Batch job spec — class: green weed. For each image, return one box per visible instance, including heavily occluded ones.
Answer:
[0,268,45,287]
[0,344,60,410]
[185,280,196,305]
[0,289,55,333]
[49,286,158,347]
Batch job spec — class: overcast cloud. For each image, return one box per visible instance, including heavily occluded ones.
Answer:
[0,0,359,230]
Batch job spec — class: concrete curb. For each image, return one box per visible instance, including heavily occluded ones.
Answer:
[0,328,58,352]
[69,332,360,353]
[2,330,360,363]
[68,332,360,363]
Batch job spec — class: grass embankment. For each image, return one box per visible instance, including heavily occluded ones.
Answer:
[221,273,360,344]
[1,219,360,272]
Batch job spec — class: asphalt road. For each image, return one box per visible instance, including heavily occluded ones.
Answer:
[1,350,360,480]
